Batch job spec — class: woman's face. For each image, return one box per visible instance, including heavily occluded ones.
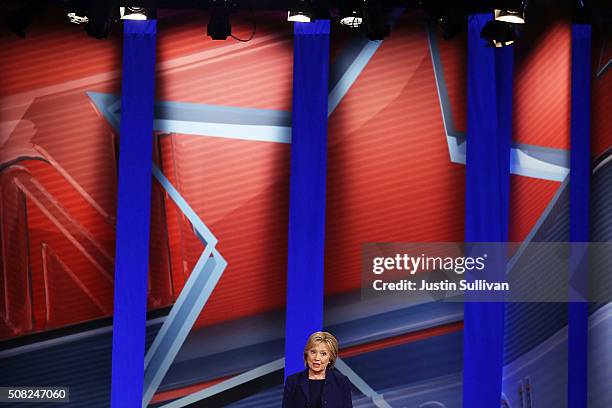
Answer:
[306,342,331,374]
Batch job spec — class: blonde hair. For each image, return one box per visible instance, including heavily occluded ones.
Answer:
[303,331,339,368]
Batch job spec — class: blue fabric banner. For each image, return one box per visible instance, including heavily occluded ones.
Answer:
[568,23,591,408]
[110,20,157,408]
[463,14,511,408]
[284,20,330,379]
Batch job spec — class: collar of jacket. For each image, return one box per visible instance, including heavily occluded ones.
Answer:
[298,367,340,403]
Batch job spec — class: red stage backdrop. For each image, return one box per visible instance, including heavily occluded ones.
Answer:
[0,7,610,341]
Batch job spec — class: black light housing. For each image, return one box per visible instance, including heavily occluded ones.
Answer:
[119,0,156,20]
[480,19,518,47]
[4,0,42,37]
[288,0,312,22]
[5,12,32,37]
[573,0,591,23]
[84,2,115,39]
[339,0,363,28]
[421,0,467,40]
[436,11,466,39]
[363,0,389,40]
[494,0,526,24]
[207,0,232,40]
[66,9,90,25]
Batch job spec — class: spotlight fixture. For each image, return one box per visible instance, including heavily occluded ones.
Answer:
[494,9,524,24]
[421,0,467,40]
[5,11,32,37]
[84,2,115,39]
[339,0,363,28]
[66,7,89,25]
[435,11,466,39]
[288,0,312,23]
[483,1,526,48]
[119,1,156,20]
[288,11,311,22]
[573,0,591,23]
[494,0,526,24]
[363,0,389,40]
[481,20,518,47]
[340,10,362,27]
[67,12,89,24]
[4,0,41,38]
[207,0,232,40]
[120,6,149,20]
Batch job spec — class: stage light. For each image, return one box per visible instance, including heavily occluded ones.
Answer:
[288,11,311,22]
[288,0,312,22]
[363,0,389,40]
[494,1,526,24]
[120,6,149,20]
[435,12,466,39]
[66,10,89,25]
[421,0,467,40]
[339,0,363,28]
[5,13,31,37]
[494,9,524,24]
[573,0,591,23]
[340,11,362,27]
[484,1,526,48]
[481,20,518,47]
[85,3,115,39]
[207,0,232,40]
[4,0,39,38]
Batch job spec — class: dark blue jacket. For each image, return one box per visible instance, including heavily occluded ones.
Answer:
[282,368,353,408]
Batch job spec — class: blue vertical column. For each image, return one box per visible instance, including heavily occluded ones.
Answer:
[110,20,157,408]
[568,23,591,408]
[284,20,330,378]
[463,14,511,408]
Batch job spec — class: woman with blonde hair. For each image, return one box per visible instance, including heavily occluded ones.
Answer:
[282,331,353,408]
